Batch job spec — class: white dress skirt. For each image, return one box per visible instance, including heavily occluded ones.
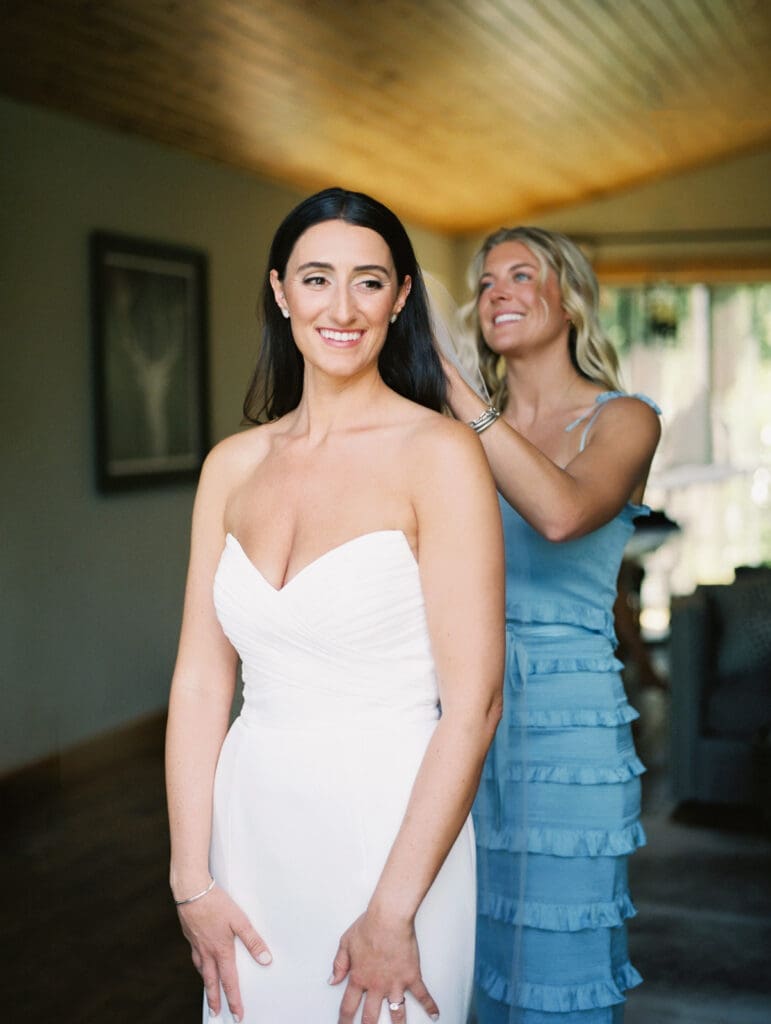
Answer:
[209,530,476,1023]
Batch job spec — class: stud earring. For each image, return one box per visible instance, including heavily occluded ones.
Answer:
[281,307,290,319]
[390,313,398,324]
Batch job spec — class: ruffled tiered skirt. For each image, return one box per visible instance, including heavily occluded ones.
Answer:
[472,613,644,1023]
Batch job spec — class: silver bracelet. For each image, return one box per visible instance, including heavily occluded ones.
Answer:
[174,877,215,906]
[468,405,500,434]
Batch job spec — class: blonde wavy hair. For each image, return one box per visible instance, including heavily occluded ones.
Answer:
[466,227,622,410]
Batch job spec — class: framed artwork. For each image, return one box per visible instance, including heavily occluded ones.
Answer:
[90,231,209,491]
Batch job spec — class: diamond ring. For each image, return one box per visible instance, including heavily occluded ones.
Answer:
[388,998,406,1011]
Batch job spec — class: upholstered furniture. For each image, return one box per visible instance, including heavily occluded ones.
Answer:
[670,567,771,806]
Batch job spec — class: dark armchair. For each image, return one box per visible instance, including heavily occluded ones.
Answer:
[670,567,771,806]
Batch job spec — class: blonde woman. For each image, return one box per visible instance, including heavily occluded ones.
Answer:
[441,227,661,1024]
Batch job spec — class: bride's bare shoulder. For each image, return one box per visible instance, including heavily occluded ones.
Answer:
[399,405,488,478]
[198,420,280,492]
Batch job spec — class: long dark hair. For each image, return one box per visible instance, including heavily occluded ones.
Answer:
[243,187,446,422]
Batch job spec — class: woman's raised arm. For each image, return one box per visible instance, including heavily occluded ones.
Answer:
[444,362,661,542]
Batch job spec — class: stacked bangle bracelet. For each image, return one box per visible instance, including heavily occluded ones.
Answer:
[174,877,216,906]
[468,405,501,434]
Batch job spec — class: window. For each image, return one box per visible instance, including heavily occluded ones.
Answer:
[600,282,771,627]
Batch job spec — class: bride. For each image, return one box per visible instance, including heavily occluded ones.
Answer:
[166,187,504,1023]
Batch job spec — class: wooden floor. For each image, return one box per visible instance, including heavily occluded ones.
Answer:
[1,716,200,1022]
[3,703,770,1022]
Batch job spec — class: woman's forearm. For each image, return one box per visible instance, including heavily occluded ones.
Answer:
[366,696,502,925]
[444,363,655,541]
[166,679,232,897]
[444,363,587,530]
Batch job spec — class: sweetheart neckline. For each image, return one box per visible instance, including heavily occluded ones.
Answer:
[224,530,418,594]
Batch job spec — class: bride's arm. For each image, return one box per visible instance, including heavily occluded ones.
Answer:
[443,360,661,541]
[166,440,272,1022]
[331,419,505,1024]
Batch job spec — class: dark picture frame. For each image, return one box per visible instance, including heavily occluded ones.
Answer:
[90,231,209,492]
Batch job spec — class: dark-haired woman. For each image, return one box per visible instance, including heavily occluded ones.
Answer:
[441,228,661,1024]
[166,188,505,1024]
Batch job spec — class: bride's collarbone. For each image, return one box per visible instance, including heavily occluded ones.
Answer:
[225,441,419,571]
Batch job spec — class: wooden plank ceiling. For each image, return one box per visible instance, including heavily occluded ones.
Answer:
[1,0,770,233]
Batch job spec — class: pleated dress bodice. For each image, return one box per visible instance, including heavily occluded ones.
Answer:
[501,493,644,643]
[214,529,441,730]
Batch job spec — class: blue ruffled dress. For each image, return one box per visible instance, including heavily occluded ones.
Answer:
[473,392,660,1024]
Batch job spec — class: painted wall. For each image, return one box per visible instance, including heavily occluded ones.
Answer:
[3,92,769,775]
[0,97,456,774]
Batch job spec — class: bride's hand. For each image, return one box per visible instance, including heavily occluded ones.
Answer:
[329,909,439,1023]
[176,884,272,1020]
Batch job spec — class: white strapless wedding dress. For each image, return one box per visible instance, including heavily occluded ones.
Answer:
[209,530,476,1023]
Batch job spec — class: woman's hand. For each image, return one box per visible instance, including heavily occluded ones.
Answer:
[437,353,488,426]
[330,909,439,1024]
[437,352,461,397]
[176,884,272,1021]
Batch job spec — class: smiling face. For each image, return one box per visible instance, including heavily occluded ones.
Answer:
[270,219,410,380]
[477,240,569,357]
